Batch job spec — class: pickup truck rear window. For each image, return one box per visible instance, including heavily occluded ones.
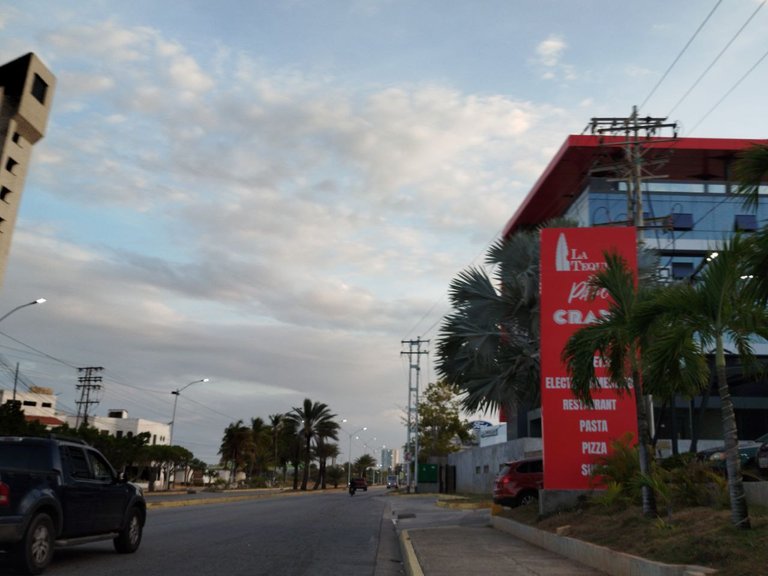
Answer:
[0,444,50,470]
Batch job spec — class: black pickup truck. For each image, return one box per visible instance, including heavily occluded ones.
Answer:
[0,435,146,574]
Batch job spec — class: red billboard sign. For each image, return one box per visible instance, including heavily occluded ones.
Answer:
[539,227,638,490]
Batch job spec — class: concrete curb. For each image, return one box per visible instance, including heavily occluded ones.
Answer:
[491,515,717,576]
[398,530,425,576]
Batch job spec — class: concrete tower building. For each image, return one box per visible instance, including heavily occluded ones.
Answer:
[0,53,55,286]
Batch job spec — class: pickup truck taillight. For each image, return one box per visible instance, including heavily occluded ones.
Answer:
[0,481,9,506]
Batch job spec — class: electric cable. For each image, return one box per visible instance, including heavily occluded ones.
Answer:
[639,0,722,112]
[686,44,768,135]
[667,0,766,118]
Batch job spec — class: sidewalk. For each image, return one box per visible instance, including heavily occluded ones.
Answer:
[388,495,714,576]
[389,495,607,576]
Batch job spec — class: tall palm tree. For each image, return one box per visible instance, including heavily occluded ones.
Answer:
[562,251,660,518]
[312,419,339,490]
[249,417,271,480]
[436,228,542,438]
[268,413,284,484]
[218,420,253,485]
[638,235,768,529]
[287,398,337,491]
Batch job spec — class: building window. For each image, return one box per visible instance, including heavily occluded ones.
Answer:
[0,187,11,202]
[671,212,694,231]
[11,132,21,144]
[672,262,694,279]
[735,214,758,232]
[475,466,481,474]
[116,430,124,438]
[5,157,18,173]
[23,400,36,407]
[42,402,52,408]
[126,431,133,438]
[31,73,48,104]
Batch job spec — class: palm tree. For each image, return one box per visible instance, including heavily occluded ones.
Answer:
[354,453,377,480]
[268,413,285,484]
[312,419,339,490]
[562,251,660,518]
[733,143,768,212]
[286,398,337,491]
[249,417,271,480]
[436,228,543,439]
[219,420,253,486]
[637,235,768,529]
[733,143,768,302]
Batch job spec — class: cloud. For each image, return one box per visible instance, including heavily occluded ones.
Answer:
[536,35,566,67]
[2,14,585,463]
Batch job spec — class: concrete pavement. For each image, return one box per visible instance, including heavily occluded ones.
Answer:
[389,494,607,575]
[388,494,715,576]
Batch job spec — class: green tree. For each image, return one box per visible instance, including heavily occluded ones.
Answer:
[733,143,768,212]
[287,398,337,491]
[353,453,377,479]
[219,420,254,485]
[733,144,768,306]
[417,380,471,461]
[326,464,345,488]
[0,401,47,436]
[312,419,339,490]
[436,219,577,440]
[562,251,660,518]
[637,235,768,529]
[248,417,271,480]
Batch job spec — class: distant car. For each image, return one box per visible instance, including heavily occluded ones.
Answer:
[348,477,368,491]
[386,475,398,489]
[492,457,543,507]
[697,432,768,470]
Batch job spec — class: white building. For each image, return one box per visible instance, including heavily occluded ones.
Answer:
[0,386,65,428]
[64,409,170,446]
[1,386,170,445]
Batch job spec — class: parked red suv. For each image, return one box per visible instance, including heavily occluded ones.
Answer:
[492,457,543,507]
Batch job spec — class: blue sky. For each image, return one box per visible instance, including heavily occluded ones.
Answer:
[1,1,767,463]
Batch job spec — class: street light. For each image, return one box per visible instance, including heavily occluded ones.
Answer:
[1,299,46,402]
[342,419,367,487]
[169,378,209,446]
[0,298,46,324]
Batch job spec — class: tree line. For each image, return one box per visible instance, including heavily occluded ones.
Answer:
[218,397,377,491]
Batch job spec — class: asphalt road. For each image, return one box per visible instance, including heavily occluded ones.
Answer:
[0,487,402,576]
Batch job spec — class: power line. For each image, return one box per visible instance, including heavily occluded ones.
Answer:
[0,330,81,369]
[639,0,722,112]
[667,0,766,117]
[687,44,768,135]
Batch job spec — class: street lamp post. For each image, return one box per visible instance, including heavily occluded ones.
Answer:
[0,298,46,402]
[0,298,46,324]
[169,378,209,446]
[342,419,367,487]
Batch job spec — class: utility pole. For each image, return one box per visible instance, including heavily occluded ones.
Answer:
[586,106,678,238]
[75,366,103,427]
[586,107,678,439]
[401,337,428,493]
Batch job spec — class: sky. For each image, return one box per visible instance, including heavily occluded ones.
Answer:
[1,0,767,465]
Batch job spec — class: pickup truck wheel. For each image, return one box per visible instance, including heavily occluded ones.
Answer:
[15,512,54,575]
[113,507,143,553]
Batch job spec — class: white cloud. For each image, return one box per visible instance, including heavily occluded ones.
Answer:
[536,35,566,67]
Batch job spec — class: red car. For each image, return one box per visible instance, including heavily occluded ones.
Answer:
[493,457,543,507]
[348,477,368,491]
